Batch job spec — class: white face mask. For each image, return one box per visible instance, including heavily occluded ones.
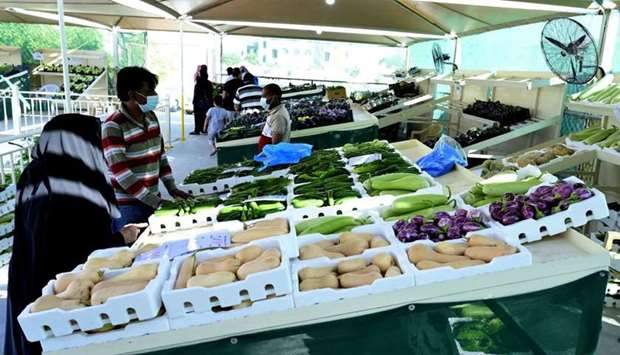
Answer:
[260,97,269,110]
[137,93,159,113]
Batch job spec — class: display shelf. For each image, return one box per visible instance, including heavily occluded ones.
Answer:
[504,137,598,174]
[375,95,449,129]
[565,100,618,119]
[46,229,609,355]
[464,72,564,90]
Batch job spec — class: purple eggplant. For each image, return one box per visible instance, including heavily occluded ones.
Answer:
[420,223,440,235]
[503,193,516,201]
[533,185,553,196]
[437,217,452,228]
[447,226,461,239]
[410,216,425,226]
[501,213,521,225]
[468,209,482,220]
[574,187,593,200]
[521,205,535,219]
[455,209,468,218]
[394,220,406,230]
[461,222,483,232]
[552,184,573,199]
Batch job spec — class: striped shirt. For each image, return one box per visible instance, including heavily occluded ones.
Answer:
[234,83,263,110]
[102,106,176,208]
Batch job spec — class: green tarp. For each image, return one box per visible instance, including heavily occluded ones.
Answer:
[152,271,607,355]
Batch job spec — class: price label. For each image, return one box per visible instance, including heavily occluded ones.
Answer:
[348,153,381,166]
[165,239,190,259]
[134,246,166,262]
[194,230,231,249]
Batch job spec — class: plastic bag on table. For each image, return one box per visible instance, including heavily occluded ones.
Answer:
[254,143,313,171]
[416,135,467,177]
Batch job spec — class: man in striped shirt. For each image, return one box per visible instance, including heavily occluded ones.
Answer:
[234,75,263,111]
[102,67,189,231]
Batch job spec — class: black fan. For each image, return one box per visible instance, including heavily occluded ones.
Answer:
[541,18,599,84]
[432,43,457,74]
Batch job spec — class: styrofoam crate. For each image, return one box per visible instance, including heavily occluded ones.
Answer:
[168,295,294,330]
[0,184,16,203]
[291,247,414,307]
[148,207,220,234]
[17,257,170,341]
[178,175,253,196]
[40,316,170,352]
[486,176,609,245]
[402,232,532,286]
[564,137,600,152]
[162,238,293,320]
[296,223,393,261]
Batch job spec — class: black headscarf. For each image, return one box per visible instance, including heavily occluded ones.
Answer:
[5,114,125,355]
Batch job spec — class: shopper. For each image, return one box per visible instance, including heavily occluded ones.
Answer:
[258,83,291,152]
[190,64,213,135]
[222,67,243,111]
[234,74,263,111]
[103,66,189,231]
[204,95,232,156]
[240,65,259,85]
[4,114,144,355]
[225,67,234,82]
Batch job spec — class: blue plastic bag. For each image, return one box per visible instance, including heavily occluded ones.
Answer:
[416,135,467,177]
[254,143,313,170]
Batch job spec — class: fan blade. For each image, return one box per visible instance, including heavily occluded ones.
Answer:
[570,60,577,79]
[545,36,570,52]
[572,34,586,48]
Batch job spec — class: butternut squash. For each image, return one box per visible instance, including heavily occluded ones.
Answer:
[416,259,485,270]
[174,254,196,289]
[84,257,129,271]
[54,270,102,294]
[259,248,282,260]
[300,244,344,260]
[107,263,158,283]
[196,258,241,275]
[90,280,149,305]
[298,266,335,281]
[384,266,402,277]
[348,264,381,274]
[235,245,263,263]
[445,259,486,269]
[31,295,85,313]
[467,235,507,247]
[249,218,289,232]
[337,258,368,274]
[56,279,94,303]
[371,253,394,273]
[465,245,517,262]
[299,273,339,291]
[187,272,236,288]
[339,232,375,243]
[408,244,470,264]
[370,236,390,248]
[324,238,369,256]
[415,260,444,270]
[232,218,288,243]
[312,240,337,249]
[237,256,280,280]
[338,271,382,288]
[434,242,467,256]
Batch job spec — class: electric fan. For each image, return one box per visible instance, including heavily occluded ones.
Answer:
[432,43,457,74]
[541,18,599,84]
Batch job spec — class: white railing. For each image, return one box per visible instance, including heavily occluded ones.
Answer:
[0,137,35,185]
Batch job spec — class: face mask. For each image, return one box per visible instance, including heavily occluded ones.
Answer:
[260,97,269,110]
[137,93,159,113]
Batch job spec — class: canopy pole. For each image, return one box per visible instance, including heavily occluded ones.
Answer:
[112,26,119,69]
[179,20,185,142]
[56,0,72,112]
[598,9,617,73]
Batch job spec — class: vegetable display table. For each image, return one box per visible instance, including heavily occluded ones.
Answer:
[216,104,379,165]
[47,140,610,355]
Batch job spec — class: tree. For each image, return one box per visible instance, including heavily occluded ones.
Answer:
[222,52,241,66]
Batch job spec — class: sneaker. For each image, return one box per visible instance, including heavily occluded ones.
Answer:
[189,131,200,135]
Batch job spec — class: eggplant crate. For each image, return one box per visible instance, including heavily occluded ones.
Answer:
[296,223,394,261]
[162,238,293,326]
[0,184,16,202]
[40,316,170,352]
[486,176,609,245]
[291,246,414,307]
[401,233,532,286]
[17,251,171,342]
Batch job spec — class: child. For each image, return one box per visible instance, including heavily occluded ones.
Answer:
[204,95,231,156]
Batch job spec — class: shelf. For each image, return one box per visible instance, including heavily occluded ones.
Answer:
[565,100,618,119]
[32,70,100,78]
[375,95,448,129]
[465,72,564,90]
[597,148,620,166]
[430,73,467,87]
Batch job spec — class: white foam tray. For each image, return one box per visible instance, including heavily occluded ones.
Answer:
[40,316,170,352]
[403,233,532,286]
[291,246,414,307]
[162,238,293,320]
[168,295,294,330]
[179,175,253,196]
[148,207,220,234]
[487,176,609,244]
[296,223,393,262]
[565,137,600,152]
[18,254,170,342]
[0,184,16,202]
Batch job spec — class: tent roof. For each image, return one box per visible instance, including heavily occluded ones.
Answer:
[0,1,603,46]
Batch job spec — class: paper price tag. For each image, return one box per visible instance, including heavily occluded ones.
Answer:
[194,230,231,249]
[165,239,190,259]
[134,246,166,262]
[348,153,382,166]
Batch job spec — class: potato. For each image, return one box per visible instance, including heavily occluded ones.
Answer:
[300,244,344,260]
[187,272,236,288]
[237,256,280,280]
[174,254,196,289]
[338,271,382,288]
[337,258,367,274]
[299,273,339,291]
[324,238,368,256]
[298,266,335,281]
[384,266,402,277]
[467,235,507,247]
[371,253,394,273]
[235,245,263,264]
[370,236,389,248]
[408,244,469,264]
[434,242,467,256]
[196,258,241,275]
[465,245,517,262]
[31,295,85,313]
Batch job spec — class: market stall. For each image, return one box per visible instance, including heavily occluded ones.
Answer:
[13,139,609,355]
[217,103,379,164]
